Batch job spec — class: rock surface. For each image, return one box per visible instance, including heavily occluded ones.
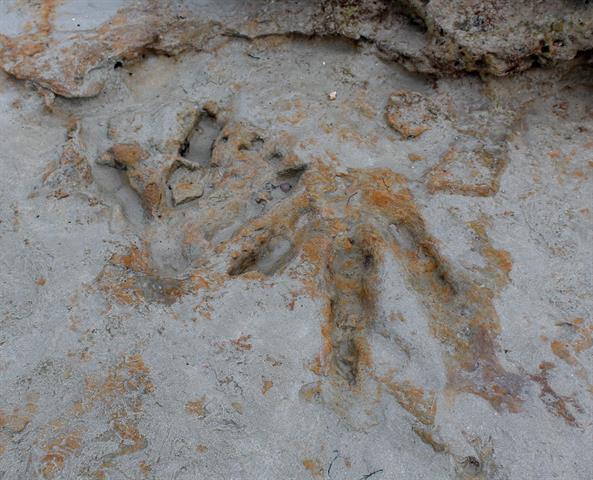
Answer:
[1,1,592,97]
[0,1,592,479]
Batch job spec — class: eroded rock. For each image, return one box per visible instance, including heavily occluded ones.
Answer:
[1,1,592,98]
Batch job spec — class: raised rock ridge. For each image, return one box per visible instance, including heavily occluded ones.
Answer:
[1,1,592,97]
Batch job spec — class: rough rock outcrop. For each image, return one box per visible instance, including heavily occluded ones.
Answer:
[1,1,592,97]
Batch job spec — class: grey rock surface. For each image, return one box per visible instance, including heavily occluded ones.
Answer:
[1,1,592,98]
[0,2,592,479]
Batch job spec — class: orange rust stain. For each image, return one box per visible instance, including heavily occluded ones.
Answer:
[469,218,513,287]
[318,300,334,374]
[142,182,163,214]
[240,270,267,281]
[366,188,394,210]
[71,400,84,416]
[103,143,163,214]
[139,461,151,476]
[77,350,92,362]
[110,244,152,274]
[385,208,522,412]
[353,336,373,372]
[84,354,154,407]
[52,189,69,199]
[390,312,406,322]
[252,35,291,49]
[530,362,583,427]
[550,320,593,386]
[74,117,523,416]
[300,381,322,402]
[574,322,593,353]
[385,92,431,139]
[302,236,330,275]
[551,340,576,365]
[390,117,427,137]
[278,98,306,125]
[412,426,448,453]
[261,379,273,395]
[337,127,366,145]
[97,242,191,306]
[38,1,62,35]
[0,407,30,433]
[98,274,142,306]
[287,291,299,310]
[0,36,46,58]
[483,245,513,276]
[126,354,149,374]
[548,150,562,159]
[41,430,82,478]
[427,146,504,197]
[196,443,208,453]
[302,458,323,478]
[190,272,209,292]
[110,421,146,458]
[19,352,155,479]
[377,373,437,426]
[308,353,324,376]
[109,143,148,168]
[231,334,252,351]
[185,397,207,417]
[35,277,47,286]
[41,123,93,189]
[353,92,376,119]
